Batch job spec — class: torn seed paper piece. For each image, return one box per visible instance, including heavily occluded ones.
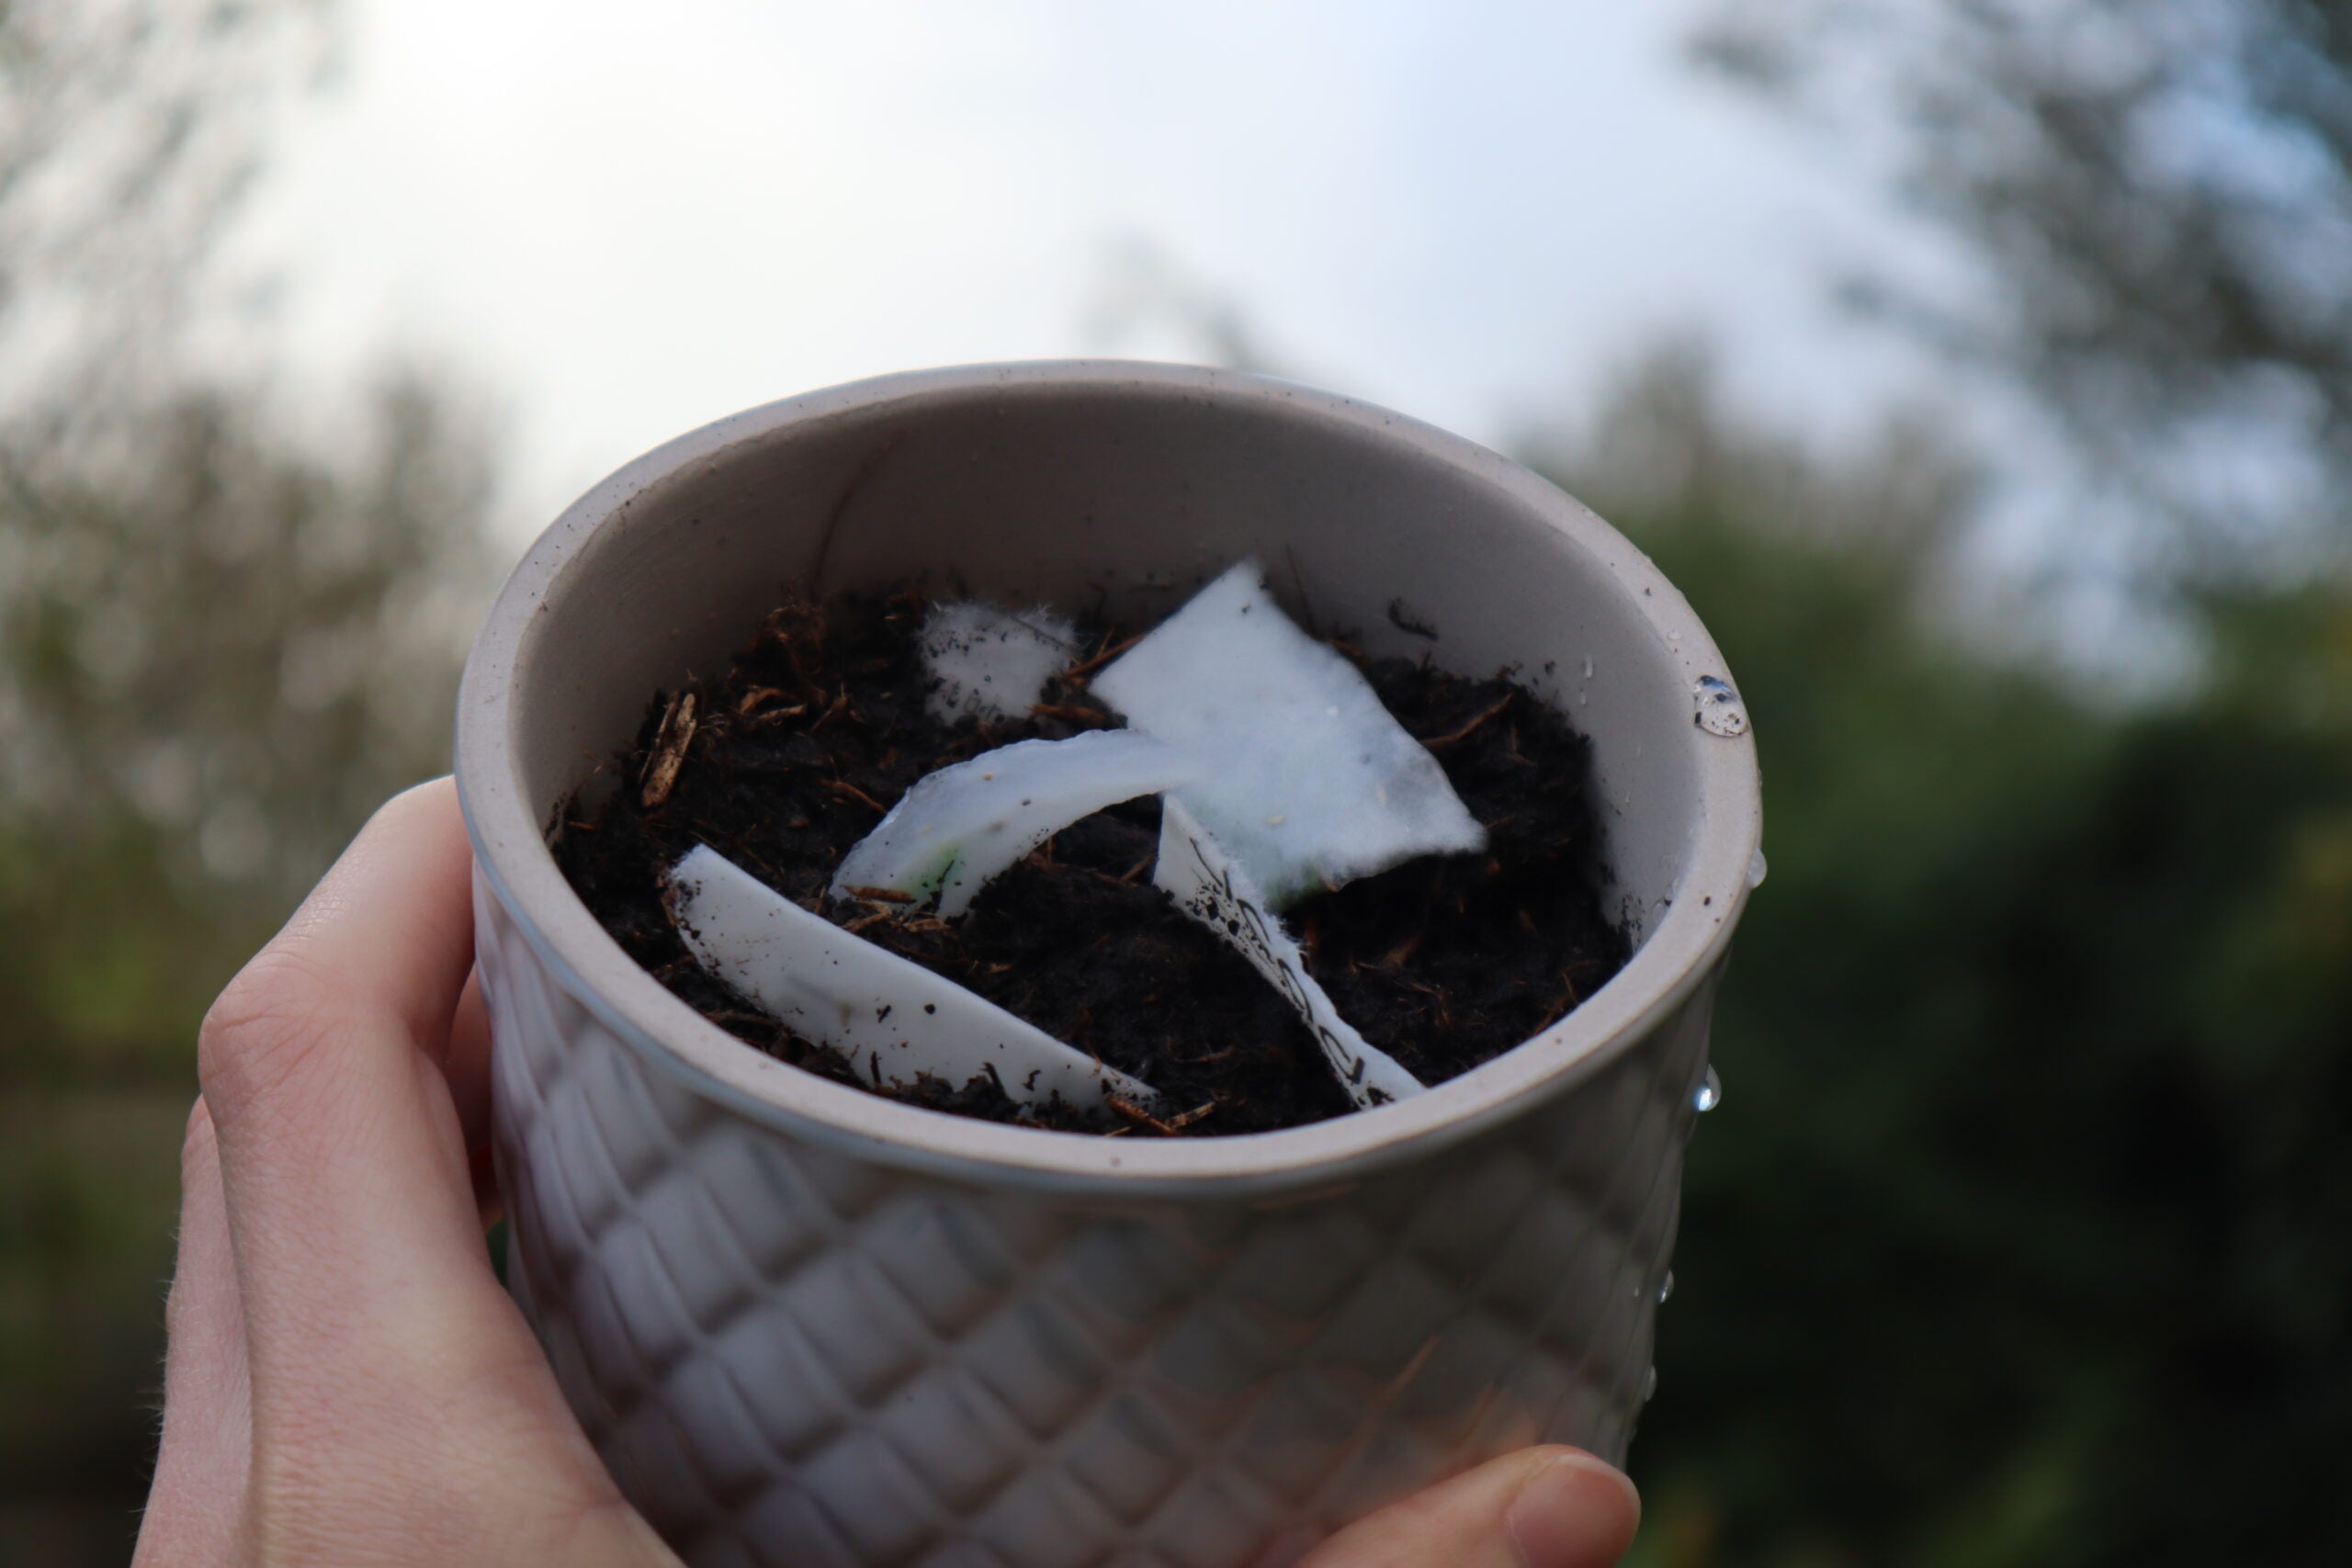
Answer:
[831,729,1200,918]
[1154,799,1424,1109]
[1092,559,1486,906]
[667,845,1158,1111]
[920,600,1079,725]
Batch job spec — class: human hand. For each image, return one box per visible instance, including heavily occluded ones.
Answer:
[137,779,1640,1567]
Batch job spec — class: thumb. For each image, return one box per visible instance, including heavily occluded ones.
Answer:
[1301,1446,1640,1568]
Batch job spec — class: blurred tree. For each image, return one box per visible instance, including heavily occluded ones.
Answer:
[0,3,496,1560]
[0,371,495,1072]
[1648,12,2352,1552]
[0,0,322,392]
[1537,351,2352,1568]
[1695,0,2352,589]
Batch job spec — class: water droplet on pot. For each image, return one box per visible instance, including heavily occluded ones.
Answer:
[1581,655,1594,680]
[1747,847,1768,887]
[1691,675,1747,737]
[1643,1365,1659,1403]
[1694,1065,1723,1113]
[1657,1269,1676,1304]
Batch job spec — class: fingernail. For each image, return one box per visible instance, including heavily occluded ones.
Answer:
[1504,1453,1641,1568]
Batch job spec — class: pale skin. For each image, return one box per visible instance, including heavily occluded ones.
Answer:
[135,779,1641,1568]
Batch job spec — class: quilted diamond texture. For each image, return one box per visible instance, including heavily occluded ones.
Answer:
[479,871,1712,1568]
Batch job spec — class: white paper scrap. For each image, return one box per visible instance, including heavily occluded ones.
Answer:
[1153,799,1425,1109]
[1093,559,1485,906]
[667,844,1159,1111]
[919,600,1079,725]
[831,729,1200,918]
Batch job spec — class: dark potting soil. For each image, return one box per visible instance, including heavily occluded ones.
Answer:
[551,591,1632,1136]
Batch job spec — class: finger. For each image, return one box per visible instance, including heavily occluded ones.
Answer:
[198,780,519,1399]
[1300,1446,1639,1568]
[135,1100,254,1568]
[197,782,668,1560]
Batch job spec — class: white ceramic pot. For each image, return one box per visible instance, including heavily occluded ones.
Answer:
[457,362,1761,1568]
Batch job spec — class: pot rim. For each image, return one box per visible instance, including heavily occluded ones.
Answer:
[456,360,1761,1199]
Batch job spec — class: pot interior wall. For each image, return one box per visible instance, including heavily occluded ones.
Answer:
[511,379,1704,946]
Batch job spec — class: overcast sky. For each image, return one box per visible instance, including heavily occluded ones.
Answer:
[236,0,1937,537]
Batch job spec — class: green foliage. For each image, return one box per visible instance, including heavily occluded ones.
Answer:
[1541,357,2352,1568]
[0,373,496,1087]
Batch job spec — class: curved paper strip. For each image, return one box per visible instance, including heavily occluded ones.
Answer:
[668,845,1159,1111]
[1093,559,1486,906]
[919,601,1079,725]
[831,729,1199,918]
[1154,799,1425,1109]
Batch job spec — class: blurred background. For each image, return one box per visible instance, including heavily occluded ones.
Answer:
[3,1,2346,1563]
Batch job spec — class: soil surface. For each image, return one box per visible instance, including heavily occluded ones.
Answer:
[552,590,1631,1136]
